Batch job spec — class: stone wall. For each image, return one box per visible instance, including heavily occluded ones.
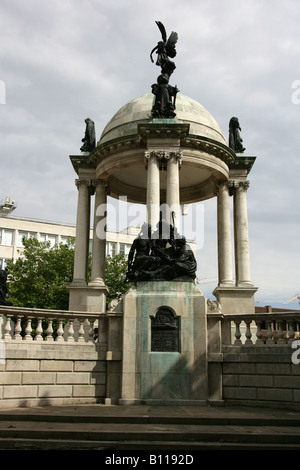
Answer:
[222,345,300,410]
[0,342,107,408]
[1,342,300,410]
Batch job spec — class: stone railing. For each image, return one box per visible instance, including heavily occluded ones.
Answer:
[0,306,103,343]
[2,306,299,346]
[219,312,300,346]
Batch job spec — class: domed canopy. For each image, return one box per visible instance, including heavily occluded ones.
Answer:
[89,92,236,204]
[99,93,227,147]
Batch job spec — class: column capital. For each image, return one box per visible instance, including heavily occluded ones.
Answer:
[75,178,90,188]
[145,151,182,171]
[91,179,107,193]
[216,180,232,195]
[75,178,95,195]
[228,179,250,191]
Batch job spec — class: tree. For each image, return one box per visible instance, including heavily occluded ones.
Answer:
[105,254,132,305]
[6,237,75,310]
[6,237,132,310]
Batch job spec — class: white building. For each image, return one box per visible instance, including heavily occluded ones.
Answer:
[0,213,138,269]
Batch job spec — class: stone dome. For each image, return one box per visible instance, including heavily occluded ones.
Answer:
[91,92,235,204]
[99,93,228,147]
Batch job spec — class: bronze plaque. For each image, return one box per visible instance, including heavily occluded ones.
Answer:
[151,307,180,352]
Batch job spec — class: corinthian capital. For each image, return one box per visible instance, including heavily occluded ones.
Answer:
[227,179,250,194]
[75,179,91,188]
[237,180,250,191]
[144,150,182,171]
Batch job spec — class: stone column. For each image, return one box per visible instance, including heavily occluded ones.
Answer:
[72,179,91,286]
[90,180,107,286]
[145,152,160,232]
[166,152,182,231]
[233,180,252,287]
[217,181,234,286]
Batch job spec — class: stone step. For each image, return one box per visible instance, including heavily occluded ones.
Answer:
[0,405,300,450]
[0,419,300,450]
[1,437,300,451]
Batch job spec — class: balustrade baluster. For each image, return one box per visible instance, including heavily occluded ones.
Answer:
[55,319,64,342]
[45,319,54,342]
[14,315,22,340]
[245,320,253,345]
[255,321,263,344]
[34,317,43,341]
[234,320,242,345]
[277,320,285,344]
[67,319,75,342]
[288,321,295,343]
[78,319,85,343]
[4,315,12,341]
[266,321,274,344]
[24,317,33,341]
[88,320,95,342]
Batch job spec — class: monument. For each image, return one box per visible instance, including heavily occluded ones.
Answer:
[68,22,257,405]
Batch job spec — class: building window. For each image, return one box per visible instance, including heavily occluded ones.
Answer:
[0,259,7,269]
[119,243,131,256]
[60,236,69,245]
[0,229,14,246]
[17,231,36,247]
[106,242,116,257]
[39,233,57,247]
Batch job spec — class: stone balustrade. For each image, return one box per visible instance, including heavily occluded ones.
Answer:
[2,306,299,346]
[219,312,300,346]
[0,306,102,343]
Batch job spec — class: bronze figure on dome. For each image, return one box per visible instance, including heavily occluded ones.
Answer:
[150,21,178,78]
[150,21,179,119]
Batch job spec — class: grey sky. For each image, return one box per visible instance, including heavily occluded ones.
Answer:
[1,0,299,307]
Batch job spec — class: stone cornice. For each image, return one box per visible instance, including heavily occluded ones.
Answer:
[229,154,256,174]
[70,154,96,174]
[138,122,190,139]
[181,134,236,166]
[89,135,143,164]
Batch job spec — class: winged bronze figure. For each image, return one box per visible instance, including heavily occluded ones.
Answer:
[150,21,178,77]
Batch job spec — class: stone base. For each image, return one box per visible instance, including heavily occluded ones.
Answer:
[212,285,258,314]
[68,284,109,312]
[120,281,208,405]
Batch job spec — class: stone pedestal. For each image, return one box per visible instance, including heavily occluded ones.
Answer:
[212,285,258,315]
[119,281,208,405]
[68,285,108,313]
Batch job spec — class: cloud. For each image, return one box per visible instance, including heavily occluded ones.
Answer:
[0,0,299,307]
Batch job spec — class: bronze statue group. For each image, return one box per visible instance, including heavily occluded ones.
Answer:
[125,218,197,283]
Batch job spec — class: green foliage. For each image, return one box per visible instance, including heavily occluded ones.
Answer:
[6,237,75,310]
[6,237,132,311]
[105,254,132,305]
